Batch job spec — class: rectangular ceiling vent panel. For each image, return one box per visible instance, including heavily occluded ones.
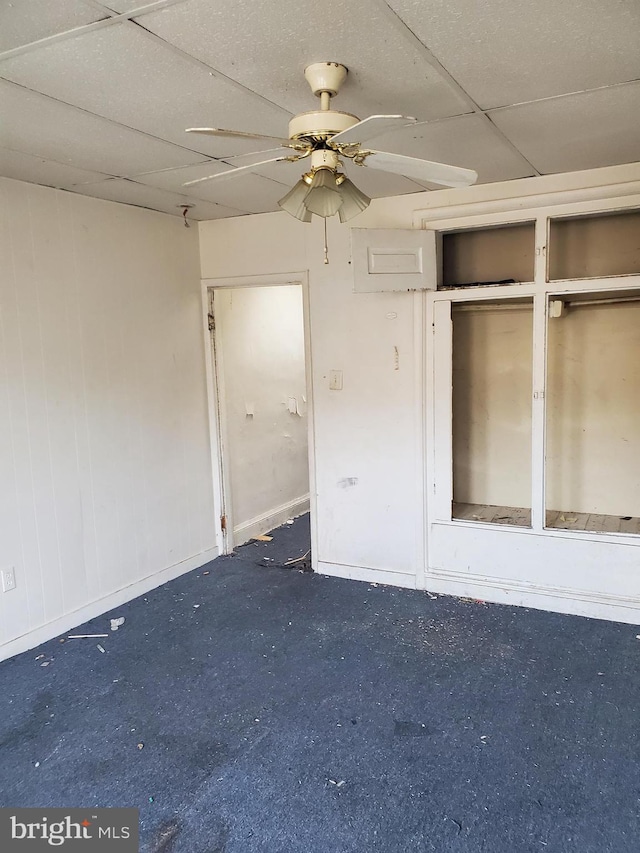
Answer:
[351,228,436,292]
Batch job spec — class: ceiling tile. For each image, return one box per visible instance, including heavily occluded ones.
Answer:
[218,151,311,187]
[134,156,427,213]
[95,0,181,12]
[0,23,292,158]
[0,0,106,53]
[0,79,207,175]
[0,147,111,188]
[213,150,429,200]
[341,163,427,199]
[133,162,293,214]
[136,0,471,120]
[387,0,640,109]
[489,83,640,174]
[67,178,246,219]
[365,114,534,184]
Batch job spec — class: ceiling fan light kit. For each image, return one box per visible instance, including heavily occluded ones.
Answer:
[302,166,345,217]
[336,178,371,223]
[184,61,478,223]
[277,178,314,222]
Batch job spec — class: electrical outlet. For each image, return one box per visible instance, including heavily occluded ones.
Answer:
[1,568,16,593]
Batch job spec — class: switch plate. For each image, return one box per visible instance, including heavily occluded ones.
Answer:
[329,370,343,391]
[1,568,16,593]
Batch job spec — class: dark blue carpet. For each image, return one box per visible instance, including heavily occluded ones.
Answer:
[1,514,638,852]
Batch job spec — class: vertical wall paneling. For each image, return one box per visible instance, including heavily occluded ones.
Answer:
[0,177,218,659]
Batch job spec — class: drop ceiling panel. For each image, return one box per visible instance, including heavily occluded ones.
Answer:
[0,23,292,158]
[387,0,640,109]
[68,178,245,219]
[0,80,205,176]
[0,147,111,188]
[0,0,106,52]
[133,162,294,214]
[233,156,317,188]
[96,0,182,12]
[367,115,534,184]
[489,83,640,175]
[340,162,426,199]
[93,1,141,10]
[215,149,430,199]
[137,0,471,120]
[136,157,429,211]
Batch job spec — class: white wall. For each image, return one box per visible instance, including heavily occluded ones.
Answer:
[452,299,640,516]
[200,202,424,582]
[199,162,640,612]
[547,300,640,516]
[0,177,217,659]
[452,304,533,508]
[214,285,309,542]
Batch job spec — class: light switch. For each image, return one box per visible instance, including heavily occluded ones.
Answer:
[329,370,343,391]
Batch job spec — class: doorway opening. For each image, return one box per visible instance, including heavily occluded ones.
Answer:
[206,280,313,558]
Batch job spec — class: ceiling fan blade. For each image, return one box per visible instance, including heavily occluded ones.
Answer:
[330,115,417,146]
[363,150,478,188]
[186,127,295,147]
[183,155,291,187]
[224,148,291,165]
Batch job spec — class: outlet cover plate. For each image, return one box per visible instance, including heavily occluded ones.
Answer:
[1,568,16,593]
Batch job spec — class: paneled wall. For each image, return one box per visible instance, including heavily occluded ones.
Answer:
[0,178,217,658]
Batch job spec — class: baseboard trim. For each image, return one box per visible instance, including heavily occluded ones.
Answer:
[0,546,219,662]
[425,568,640,625]
[233,495,310,545]
[318,561,417,590]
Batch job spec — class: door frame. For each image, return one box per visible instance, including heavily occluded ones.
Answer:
[201,271,317,564]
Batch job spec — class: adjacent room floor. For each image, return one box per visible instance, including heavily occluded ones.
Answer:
[1,515,638,852]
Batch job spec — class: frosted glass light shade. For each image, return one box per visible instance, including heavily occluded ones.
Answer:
[278,167,370,222]
[337,178,371,222]
[278,179,313,222]
[303,167,343,217]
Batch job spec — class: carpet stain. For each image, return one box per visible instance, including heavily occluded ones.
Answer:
[148,818,181,853]
[206,820,229,853]
[0,691,54,750]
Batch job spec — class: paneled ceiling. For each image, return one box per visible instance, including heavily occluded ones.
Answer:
[1,0,639,220]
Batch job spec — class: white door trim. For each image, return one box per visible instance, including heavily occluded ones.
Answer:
[201,272,317,566]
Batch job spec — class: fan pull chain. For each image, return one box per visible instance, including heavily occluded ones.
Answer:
[323,217,329,265]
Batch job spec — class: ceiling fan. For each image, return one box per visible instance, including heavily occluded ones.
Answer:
[183,61,478,223]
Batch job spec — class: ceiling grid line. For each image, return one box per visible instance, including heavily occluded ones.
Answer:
[125,20,294,119]
[372,0,541,176]
[0,0,188,62]
[0,77,228,168]
[488,76,640,113]
[1,0,638,218]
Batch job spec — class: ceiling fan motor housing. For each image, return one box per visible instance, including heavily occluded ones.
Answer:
[291,62,358,141]
[288,109,359,141]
